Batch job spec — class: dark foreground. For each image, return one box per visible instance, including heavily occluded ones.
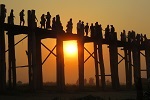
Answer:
[0,91,136,100]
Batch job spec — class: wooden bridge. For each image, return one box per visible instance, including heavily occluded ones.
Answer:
[0,4,150,93]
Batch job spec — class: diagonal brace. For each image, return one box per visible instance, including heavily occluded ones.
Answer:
[41,43,56,57]
[5,35,28,52]
[42,44,56,65]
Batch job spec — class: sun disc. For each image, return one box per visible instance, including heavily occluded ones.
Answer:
[64,41,77,56]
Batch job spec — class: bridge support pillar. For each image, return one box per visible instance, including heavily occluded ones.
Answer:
[0,4,6,92]
[93,42,99,88]
[8,32,16,89]
[56,34,65,91]
[109,32,120,89]
[27,10,43,91]
[77,37,84,90]
[145,40,150,79]
[98,41,106,90]
[124,47,132,89]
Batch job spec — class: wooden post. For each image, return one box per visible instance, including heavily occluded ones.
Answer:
[128,48,132,88]
[145,40,150,79]
[93,42,99,88]
[109,32,120,89]
[98,41,106,90]
[132,41,141,84]
[132,40,143,100]
[124,48,129,88]
[8,32,16,89]
[77,37,84,90]
[56,34,65,91]
[0,4,6,92]
[27,10,32,88]
[27,10,34,90]
[27,10,43,90]
[124,47,132,89]
[36,37,43,89]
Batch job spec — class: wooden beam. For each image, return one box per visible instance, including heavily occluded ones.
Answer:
[128,49,132,88]
[98,41,106,90]
[145,40,150,79]
[56,34,65,91]
[77,37,84,90]
[8,32,16,89]
[0,4,6,92]
[124,47,131,89]
[132,40,143,100]
[93,43,99,88]
[108,32,120,89]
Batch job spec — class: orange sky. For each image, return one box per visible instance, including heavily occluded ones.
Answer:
[1,0,150,84]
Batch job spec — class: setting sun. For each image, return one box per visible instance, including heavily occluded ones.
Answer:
[63,41,78,56]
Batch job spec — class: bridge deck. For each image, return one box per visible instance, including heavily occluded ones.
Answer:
[3,23,146,49]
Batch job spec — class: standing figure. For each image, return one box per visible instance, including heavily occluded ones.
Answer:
[66,18,73,34]
[90,23,94,37]
[55,15,64,33]
[110,25,116,40]
[8,9,15,24]
[40,14,46,29]
[84,23,89,36]
[81,21,84,36]
[105,25,110,40]
[19,9,25,26]
[77,20,81,35]
[120,30,126,42]
[52,17,56,31]
[46,12,51,29]
[110,25,115,33]
[98,24,103,39]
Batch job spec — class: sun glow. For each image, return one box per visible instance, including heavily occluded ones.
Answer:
[64,41,77,56]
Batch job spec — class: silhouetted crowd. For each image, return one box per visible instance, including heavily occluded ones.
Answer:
[0,6,147,43]
[120,30,147,44]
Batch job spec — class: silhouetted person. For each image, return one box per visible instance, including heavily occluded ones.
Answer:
[8,9,15,24]
[0,4,7,23]
[46,12,51,29]
[85,23,89,36]
[20,9,25,26]
[105,25,110,40]
[81,21,85,36]
[77,20,81,35]
[143,34,147,42]
[52,17,56,31]
[121,30,126,42]
[90,23,94,37]
[95,22,103,39]
[127,31,131,42]
[66,18,73,34]
[130,30,136,42]
[110,25,115,33]
[136,34,141,44]
[55,15,64,33]
[40,14,46,29]
[110,25,117,40]
[94,22,99,38]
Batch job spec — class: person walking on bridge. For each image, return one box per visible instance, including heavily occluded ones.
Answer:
[19,9,25,26]
[85,23,89,36]
[40,14,46,29]
[8,9,15,24]
[46,12,51,29]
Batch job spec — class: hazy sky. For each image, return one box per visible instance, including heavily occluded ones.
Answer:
[1,0,150,84]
